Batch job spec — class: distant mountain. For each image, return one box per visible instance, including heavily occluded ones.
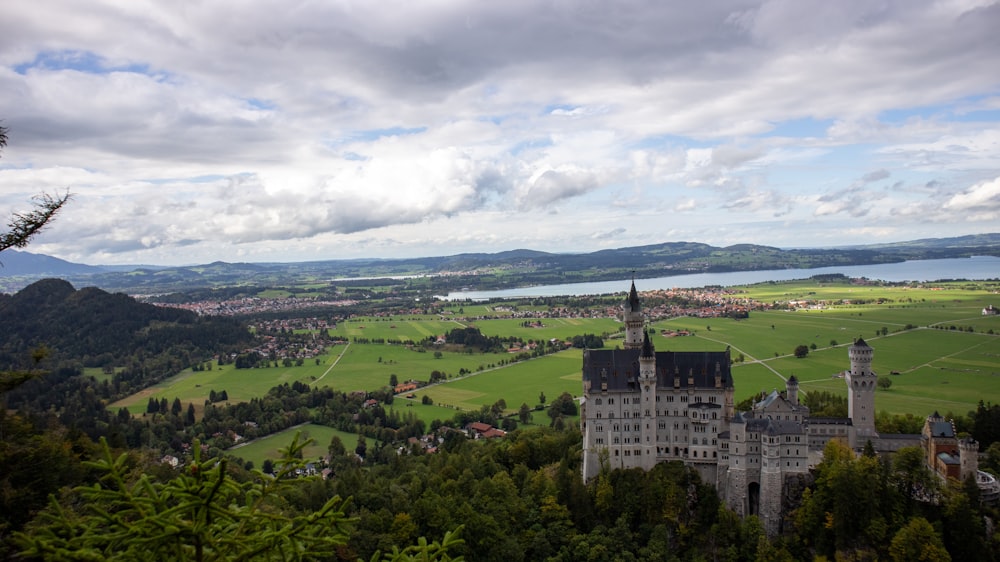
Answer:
[0,250,105,276]
[1,233,997,294]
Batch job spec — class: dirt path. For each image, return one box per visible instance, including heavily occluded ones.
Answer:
[311,343,351,386]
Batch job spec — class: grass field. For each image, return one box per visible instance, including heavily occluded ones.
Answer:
[112,282,1000,427]
[228,423,359,467]
[409,349,584,414]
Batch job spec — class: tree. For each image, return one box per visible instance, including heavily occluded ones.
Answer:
[328,435,346,458]
[793,345,809,358]
[518,403,533,424]
[0,125,71,255]
[889,517,951,562]
[877,376,892,391]
[539,392,546,405]
[390,374,399,388]
[15,434,354,561]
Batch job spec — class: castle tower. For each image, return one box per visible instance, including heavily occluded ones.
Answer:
[846,338,878,447]
[786,375,799,406]
[639,330,657,469]
[759,426,783,535]
[623,280,644,349]
[959,438,980,482]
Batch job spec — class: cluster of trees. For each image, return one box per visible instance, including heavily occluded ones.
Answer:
[14,420,998,561]
[570,334,604,348]
[794,440,992,560]
[435,326,520,353]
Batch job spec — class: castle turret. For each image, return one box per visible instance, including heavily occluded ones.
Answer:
[786,375,799,406]
[623,280,644,349]
[959,437,980,482]
[846,338,878,447]
[639,330,657,469]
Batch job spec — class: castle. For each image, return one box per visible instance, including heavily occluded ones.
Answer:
[581,282,997,534]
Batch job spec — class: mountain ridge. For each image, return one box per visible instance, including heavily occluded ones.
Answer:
[2,233,998,294]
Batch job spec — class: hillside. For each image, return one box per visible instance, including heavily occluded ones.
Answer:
[2,233,998,294]
[0,278,252,370]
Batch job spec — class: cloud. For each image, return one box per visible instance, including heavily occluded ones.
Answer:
[943,176,1000,216]
[2,0,999,264]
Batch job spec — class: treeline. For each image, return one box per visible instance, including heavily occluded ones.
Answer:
[12,422,999,561]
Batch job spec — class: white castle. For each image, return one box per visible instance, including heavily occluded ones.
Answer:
[581,282,995,534]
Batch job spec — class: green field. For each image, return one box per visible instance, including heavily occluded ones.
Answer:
[409,349,584,414]
[113,282,1000,427]
[228,423,359,468]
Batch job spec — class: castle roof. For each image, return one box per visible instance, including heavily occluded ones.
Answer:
[853,337,871,348]
[808,417,852,426]
[734,416,805,436]
[937,451,960,465]
[583,348,732,391]
[641,329,654,359]
[627,280,640,312]
[929,420,955,438]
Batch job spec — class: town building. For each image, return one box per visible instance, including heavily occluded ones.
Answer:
[581,281,996,534]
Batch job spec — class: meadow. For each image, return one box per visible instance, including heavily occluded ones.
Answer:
[228,423,360,468]
[112,281,999,432]
[407,349,584,414]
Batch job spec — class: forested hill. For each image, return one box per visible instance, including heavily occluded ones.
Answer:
[2,233,998,294]
[0,278,252,371]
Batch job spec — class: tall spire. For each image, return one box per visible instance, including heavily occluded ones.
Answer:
[623,278,645,349]
[627,273,640,313]
[641,329,654,358]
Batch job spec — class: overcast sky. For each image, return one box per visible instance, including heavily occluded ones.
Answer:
[2,0,999,266]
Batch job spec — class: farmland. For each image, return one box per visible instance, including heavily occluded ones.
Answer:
[112,280,1000,431]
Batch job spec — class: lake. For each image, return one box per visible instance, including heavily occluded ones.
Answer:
[441,256,1000,300]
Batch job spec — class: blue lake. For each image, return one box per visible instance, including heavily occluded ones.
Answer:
[441,256,1000,300]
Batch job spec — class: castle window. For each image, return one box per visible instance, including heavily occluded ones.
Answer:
[596,413,602,419]
[596,438,604,444]
[595,398,602,405]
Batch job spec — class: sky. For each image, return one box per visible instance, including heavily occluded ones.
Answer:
[1,1,999,266]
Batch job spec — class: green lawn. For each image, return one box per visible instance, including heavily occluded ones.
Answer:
[412,349,584,414]
[228,423,359,468]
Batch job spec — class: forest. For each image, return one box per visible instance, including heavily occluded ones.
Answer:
[2,277,1000,559]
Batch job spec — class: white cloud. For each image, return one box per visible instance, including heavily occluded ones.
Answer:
[2,0,999,264]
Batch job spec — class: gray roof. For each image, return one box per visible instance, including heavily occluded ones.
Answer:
[583,348,732,392]
[733,414,806,435]
[929,420,954,438]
